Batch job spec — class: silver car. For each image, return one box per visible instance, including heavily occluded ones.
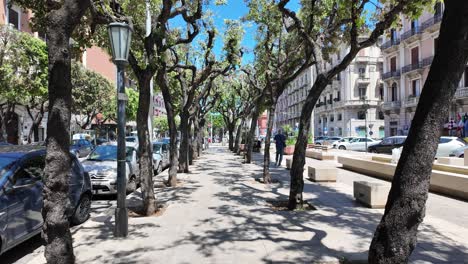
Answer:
[152,142,169,174]
[81,144,140,195]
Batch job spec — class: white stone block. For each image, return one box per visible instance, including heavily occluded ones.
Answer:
[308,166,337,182]
[353,181,390,208]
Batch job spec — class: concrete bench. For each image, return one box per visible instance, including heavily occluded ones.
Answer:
[353,181,390,208]
[437,157,464,166]
[286,158,292,169]
[306,149,335,160]
[308,166,337,182]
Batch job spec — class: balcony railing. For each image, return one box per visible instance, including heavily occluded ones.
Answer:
[401,27,422,41]
[382,71,401,80]
[455,87,468,98]
[405,96,419,108]
[381,38,400,50]
[422,56,434,67]
[421,14,443,31]
[402,61,423,74]
[357,75,371,83]
[382,101,401,110]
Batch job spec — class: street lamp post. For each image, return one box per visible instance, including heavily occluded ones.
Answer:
[361,97,370,152]
[108,21,133,238]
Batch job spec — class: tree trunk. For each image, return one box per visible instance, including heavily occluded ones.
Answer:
[156,67,178,186]
[234,118,244,154]
[288,76,329,210]
[178,111,190,173]
[228,122,235,151]
[192,115,200,160]
[136,74,157,216]
[42,1,90,263]
[263,102,276,184]
[245,107,260,163]
[369,3,468,263]
[188,119,194,165]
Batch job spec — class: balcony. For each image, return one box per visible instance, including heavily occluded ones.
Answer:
[381,38,400,53]
[402,61,423,75]
[421,14,443,33]
[382,71,401,81]
[422,56,433,68]
[455,87,468,99]
[357,75,371,84]
[404,96,419,108]
[401,28,422,43]
[382,101,402,112]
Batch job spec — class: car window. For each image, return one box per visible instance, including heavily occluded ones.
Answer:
[162,144,168,152]
[439,138,451,144]
[88,146,134,161]
[366,139,373,142]
[153,144,162,153]
[395,137,406,144]
[0,157,17,180]
[14,155,45,186]
[381,138,393,145]
[456,138,467,145]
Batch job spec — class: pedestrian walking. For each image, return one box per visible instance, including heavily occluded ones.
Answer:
[274,129,286,166]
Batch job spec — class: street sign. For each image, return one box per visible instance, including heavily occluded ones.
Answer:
[369,131,373,136]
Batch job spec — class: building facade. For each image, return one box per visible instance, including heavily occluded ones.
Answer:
[381,3,468,137]
[314,41,385,138]
[275,67,315,132]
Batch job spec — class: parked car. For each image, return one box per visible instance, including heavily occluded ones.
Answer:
[81,144,140,195]
[436,136,467,158]
[125,136,139,149]
[0,146,91,255]
[337,137,381,151]
[314,136,329,145]
[368,136,407,154]
[70,139,94,158]
[152,142,170,174]
[331,137,356,148]
[449,145,468,158]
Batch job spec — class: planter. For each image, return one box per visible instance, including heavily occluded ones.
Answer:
[284,145,295,155]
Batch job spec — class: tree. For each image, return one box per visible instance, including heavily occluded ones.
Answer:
[154,116,169,137]
[275,0,434,210]
[0,25,48,144]
[12,0,93,262]
[71,62,114,129]
[368,1,468,262]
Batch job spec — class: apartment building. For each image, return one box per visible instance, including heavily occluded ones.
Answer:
[275,67,315,132]
[380,2,468,136]
[314,41,385,138]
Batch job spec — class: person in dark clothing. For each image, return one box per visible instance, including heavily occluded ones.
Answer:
[274,130,287,166]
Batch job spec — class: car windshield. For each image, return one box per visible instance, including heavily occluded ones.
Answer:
[153,144,162,153]
[0,157,16,179]
[87,145,133,161]
[126,137,137,142]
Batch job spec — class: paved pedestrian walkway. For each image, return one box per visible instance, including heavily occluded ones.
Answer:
[28,146,467,263]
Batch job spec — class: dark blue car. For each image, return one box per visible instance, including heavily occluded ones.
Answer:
[0,146,92,255]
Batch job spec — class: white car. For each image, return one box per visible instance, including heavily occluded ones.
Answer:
[332,137,356,148]
[436,136,467,158]
[337,137,381,151]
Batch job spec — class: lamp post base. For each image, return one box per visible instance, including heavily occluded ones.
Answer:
[114,207,128,237]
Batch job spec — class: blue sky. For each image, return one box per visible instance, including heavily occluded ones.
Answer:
[206,0,301,64]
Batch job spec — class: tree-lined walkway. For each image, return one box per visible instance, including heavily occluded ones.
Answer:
[26,146,468,264]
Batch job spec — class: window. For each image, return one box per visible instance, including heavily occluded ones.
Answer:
[411,79,420,96]
[7,6,20,30]
[359,87,367,99]
[358,67,366,78]
[379,84,384,100]
[13,156,45,186]
[411,20,418,31]
[390,28,397,42]
[411,47,419,65]
[378,111,384,120]
[381,138,393,145]
[358,111,366,120]
[337,73,341,81]
[390,57,397,72]
[330,115,334,122]
[329,94,333,104]
[338,114,342,121]
[337,91,341,101]
[391,83,398,101]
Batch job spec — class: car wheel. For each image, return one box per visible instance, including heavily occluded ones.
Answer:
[461,154,464,158]
[71,194,91,225]
[369,148,376,153]
[126,176,137,193]
[338,146,346,150]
